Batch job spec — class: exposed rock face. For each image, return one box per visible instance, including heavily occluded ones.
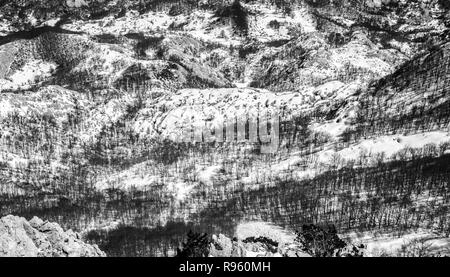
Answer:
[208,222,367,257]
[0,215,106,257]
[209,233,312,257]
[1,0,450,257]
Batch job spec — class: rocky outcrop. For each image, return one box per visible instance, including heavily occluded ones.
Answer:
[207,222,366,257]
[209,233,311,257]
[157,35,234,89]
[0,215,105,257]
[1,1,450,257]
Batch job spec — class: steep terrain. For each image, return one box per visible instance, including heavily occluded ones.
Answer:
[0,215,105,257]
[0,0,449,256]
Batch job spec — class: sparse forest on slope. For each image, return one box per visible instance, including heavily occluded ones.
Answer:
[0,0,449,256]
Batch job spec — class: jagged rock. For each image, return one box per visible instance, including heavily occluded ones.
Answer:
[209,233,311,257]
[0,215,106,257]
[209,234,234,257]
[231,241,247,257]
[1,1,450,257]
[279,244,312,257]
[158,35,234,88]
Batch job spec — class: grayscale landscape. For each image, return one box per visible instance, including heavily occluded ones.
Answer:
[0,0,449,257]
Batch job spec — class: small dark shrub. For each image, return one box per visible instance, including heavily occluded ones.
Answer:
[295,224,364,257]
[176,231,211,257]
[268,20,281,29]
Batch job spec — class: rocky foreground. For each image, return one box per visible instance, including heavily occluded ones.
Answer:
[177,222,366,257]
[209,233,312,257]
[0,215,105,257]
[1,0,449,256]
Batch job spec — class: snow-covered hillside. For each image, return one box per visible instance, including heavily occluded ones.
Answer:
[0,0,449,257]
